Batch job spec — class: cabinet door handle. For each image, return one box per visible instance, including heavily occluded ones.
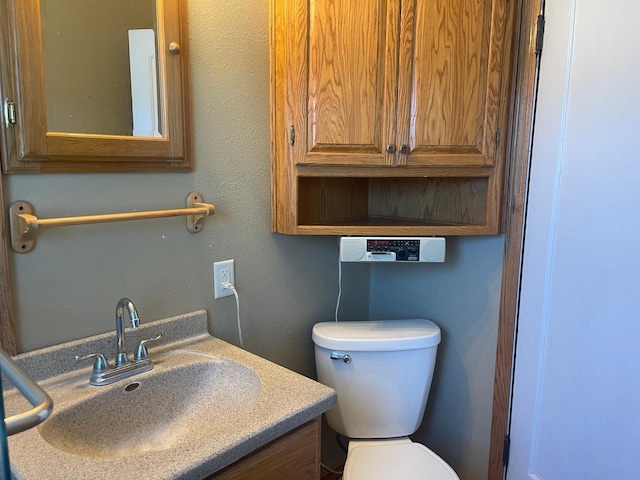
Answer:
[399,145,409,154]
[386,144,396,153]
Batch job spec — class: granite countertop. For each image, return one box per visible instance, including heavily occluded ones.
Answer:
[2,310,336,479]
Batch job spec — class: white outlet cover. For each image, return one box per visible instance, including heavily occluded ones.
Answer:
[213,259,235,299]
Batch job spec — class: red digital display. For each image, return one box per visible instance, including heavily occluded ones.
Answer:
[370,240,390,247]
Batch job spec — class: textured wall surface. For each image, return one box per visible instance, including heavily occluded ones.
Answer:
[370,236,504,480]
[6,0,362,378]
[4,1,503,478]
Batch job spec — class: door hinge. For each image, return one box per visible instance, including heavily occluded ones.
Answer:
[289,125,295,146]
[503,434,511,467]
[3,98,16,129]
[495,128,501,148]
[536,14,545,56]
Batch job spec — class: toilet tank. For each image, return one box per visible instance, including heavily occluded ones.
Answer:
[312,319,441,439]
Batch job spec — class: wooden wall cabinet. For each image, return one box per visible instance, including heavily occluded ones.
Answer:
[0,0,191,173]
[271,0,516,235]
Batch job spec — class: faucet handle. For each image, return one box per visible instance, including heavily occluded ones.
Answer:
[134,334,162,361]
[75,353,110,373]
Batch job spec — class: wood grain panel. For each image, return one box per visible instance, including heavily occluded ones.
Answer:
[487,0,540,477]
[296,223,494,236]
[0,171,17,354]
[294,0,399,165]
[270,0,516,235]
[297,164,493,178]
[12,0,48,158]
[46,133,171,157]
[270,0,287,232]
[396,0,509,168]
[159,0,191,160]
[208,418,321,480]
[369,177,488,225]
[0,167,17,355]
[298,177,369,225]
[412,0,484,146]
[308,0,381,147]
[0,1,23,353]
[297,176,489,228]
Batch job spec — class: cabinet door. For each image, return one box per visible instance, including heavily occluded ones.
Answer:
[286,0,400,166]
[207,418,321,479]
[395,0,509,167]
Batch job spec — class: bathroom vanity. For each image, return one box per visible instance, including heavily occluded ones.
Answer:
[2,311,335,479]
[207,418,321,479]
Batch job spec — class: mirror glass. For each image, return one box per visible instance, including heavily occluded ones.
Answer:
[39,0,161,138]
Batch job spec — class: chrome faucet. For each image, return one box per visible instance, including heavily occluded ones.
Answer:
[115,298,140,367]
[75,298,161,386]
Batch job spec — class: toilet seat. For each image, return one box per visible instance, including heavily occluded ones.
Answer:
[343,439,459,480]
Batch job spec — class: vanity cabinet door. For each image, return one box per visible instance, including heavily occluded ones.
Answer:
[207,417,321,480]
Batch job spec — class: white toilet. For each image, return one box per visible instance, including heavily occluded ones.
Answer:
[312,319,459,480]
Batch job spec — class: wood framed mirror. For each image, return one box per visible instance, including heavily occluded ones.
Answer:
[0,0,191,173]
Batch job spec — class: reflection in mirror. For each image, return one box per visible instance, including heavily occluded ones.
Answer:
[129,29,162,138]
[40,0,160,137]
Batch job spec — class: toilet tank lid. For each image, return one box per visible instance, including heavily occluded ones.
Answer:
[312,319,441,351]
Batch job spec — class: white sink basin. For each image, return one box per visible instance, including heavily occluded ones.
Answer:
[3,310,336,480]
[37,352,261,457]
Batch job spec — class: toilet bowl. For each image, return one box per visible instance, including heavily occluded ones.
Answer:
[343,439,459,480]
[312,319,459,480]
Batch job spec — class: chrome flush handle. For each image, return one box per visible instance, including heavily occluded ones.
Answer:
[330,352,352,364]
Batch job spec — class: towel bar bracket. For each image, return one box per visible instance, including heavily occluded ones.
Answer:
[9,201,36,253]
[185,192,211,233]
[9,192,215,253]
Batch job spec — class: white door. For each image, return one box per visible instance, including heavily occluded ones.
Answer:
[508,0,640,479]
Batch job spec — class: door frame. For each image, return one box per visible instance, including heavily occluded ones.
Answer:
[487,0,544,478]
[0,0,17,355]
[0,168,17,355]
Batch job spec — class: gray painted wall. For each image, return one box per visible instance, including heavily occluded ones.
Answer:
[369,236,504,480]
[3,1,503,478]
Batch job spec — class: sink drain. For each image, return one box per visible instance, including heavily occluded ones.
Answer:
[124,382,141,392]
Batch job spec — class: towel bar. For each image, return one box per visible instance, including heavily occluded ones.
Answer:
[9,192,215,253]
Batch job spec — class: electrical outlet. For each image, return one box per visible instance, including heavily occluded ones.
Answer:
[213,259,235,299]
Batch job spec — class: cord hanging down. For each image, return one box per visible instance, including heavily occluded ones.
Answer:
[9,192,215,253]
[224,281,244,349]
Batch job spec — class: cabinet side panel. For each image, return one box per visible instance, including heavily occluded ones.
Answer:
[298,177,369,225]
[270,0,290,232]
